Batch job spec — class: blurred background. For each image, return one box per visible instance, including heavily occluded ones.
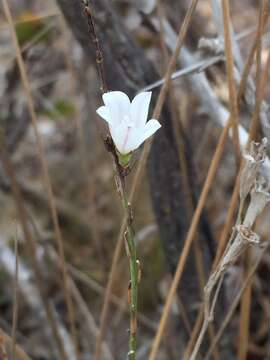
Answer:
[0,0,270,359]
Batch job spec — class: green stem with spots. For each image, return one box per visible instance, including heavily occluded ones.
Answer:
[116,171,138,360]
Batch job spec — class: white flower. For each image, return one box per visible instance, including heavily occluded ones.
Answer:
[96,91,161,155]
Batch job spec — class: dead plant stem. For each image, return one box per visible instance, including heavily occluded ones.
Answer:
[0,132,68,360]
[149,120,231,360]
[1,1,79,357]
[238,3,264,359]
[221,0,241,165]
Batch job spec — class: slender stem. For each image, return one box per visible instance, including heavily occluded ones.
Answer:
[118,176,138,359]
[106,140,139,359]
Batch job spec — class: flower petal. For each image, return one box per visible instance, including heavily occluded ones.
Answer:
[136,119,161,147]
[96,105,112,124]
[131,92,152,127]
[120,128,142,154]
[109,123,129,154]
[102,91,130,125]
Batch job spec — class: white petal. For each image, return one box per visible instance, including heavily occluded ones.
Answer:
[102,91,130,125]
[131,92,152,127]
[136,119,161,147]
[109,123,129,154]
[120,128,142,154]
[96,106,112,124]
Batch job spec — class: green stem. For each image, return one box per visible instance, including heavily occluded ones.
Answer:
[123,197,138,360]
[110,145,139,359]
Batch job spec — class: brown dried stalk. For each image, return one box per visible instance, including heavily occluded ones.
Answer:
[2,1,79,357]
[183,5,270,354]
[157,2,219,357]
[1,328,32,360]
[190,139,269,360]
[149,118,231,360]
[221,0,241,165]
[238,4,265,355]
[0,132,68,359]
[204,243,267,359]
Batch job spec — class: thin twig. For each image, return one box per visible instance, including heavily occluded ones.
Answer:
[261,31,270,96]
[221,0,241,165]
[157,3,220,357]
[140,25,270,93]
[81,0,107,93]
[211,0,243,70]
[245,2,265,143]
[1,1,79,357]
[157,0,199,338]
[238,3,265,359]
[237,5,270,105]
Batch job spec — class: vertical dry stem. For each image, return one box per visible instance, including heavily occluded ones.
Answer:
[184,6,270,355]
[205,246,267,359]
[238,3,265,359]
[190,135,268,359]
[221,0,241,164]
[149,120,231,360]
[0,133,67,359]
[237,3,270,105]
[82,0,107,93]
[2,1,79,358]
[157,3,219,357]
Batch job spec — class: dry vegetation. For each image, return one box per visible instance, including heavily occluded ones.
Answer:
[1,0,270,359]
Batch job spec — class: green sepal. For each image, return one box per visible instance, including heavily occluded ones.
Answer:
[119,152,132,167]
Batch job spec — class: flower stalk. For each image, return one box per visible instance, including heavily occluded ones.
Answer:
[99,91,161,359]
[105,136,139,359]
[119,182,138,360]
[124,196,138,360]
